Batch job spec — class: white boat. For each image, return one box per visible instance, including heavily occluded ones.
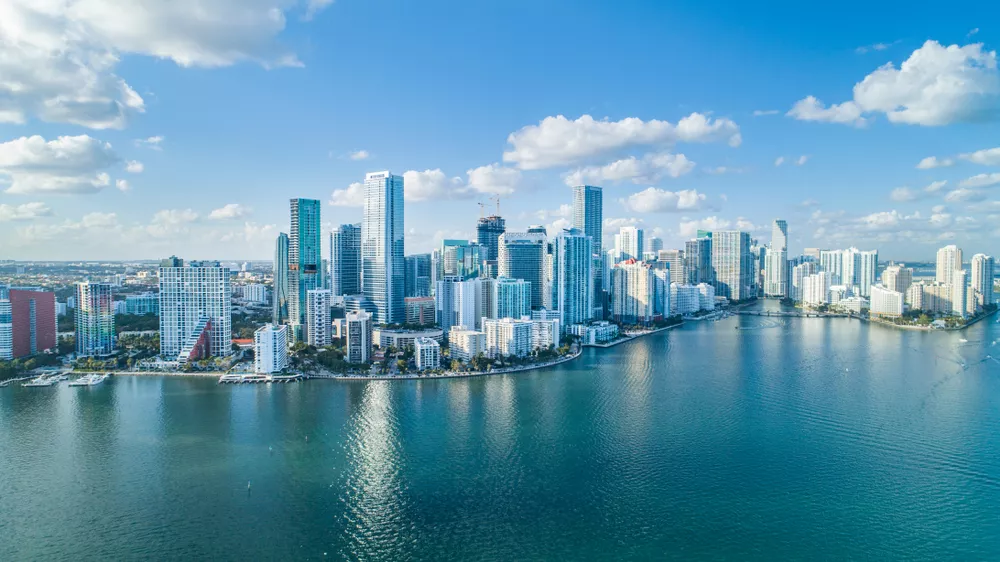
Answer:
[958,338,968,343]
[68,374,110,387]
[23,376,57,387]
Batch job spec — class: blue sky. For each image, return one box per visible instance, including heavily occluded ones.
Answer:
[1,0,998,261]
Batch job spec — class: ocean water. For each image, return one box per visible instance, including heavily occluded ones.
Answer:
[2,309,999,560]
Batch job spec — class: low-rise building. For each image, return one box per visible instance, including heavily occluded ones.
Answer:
[414,337,441,371]
[448,326,486,362]
[531,318,560,350]
[838,296,868,314]
[570,321,619,345]
[373,327,445,349]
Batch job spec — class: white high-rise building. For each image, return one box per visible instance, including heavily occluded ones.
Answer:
[615,226,644,261]
[362,171,405,324]
[764,249,788,297]
[346,311,373,363]
[819,250,843,285]
[611,259,669,323]
[697,283,715,311]
[771,219,788,253]
[0,298,11,360]
[306,289,333,347]
[870,285,904,318]
[448,326,486,362]
[531,319,560,350]
[952,269,968,318]
[791,262,818,302]
[857,250,878,298]
[243,283,269,304]
[482,317,534,358]
[970,254,995,309]
[254,324,288,374]
[553,228,593,327]
[712,231,753,301]
[498,230,547,310]
[802,271,831,306]
[492,277,532,320]
[414,337,441,370]
[437,277,483,334]
[936,245,963,286]
[881,264,913,295]
[670,283,700,316]
[159,260,232,361]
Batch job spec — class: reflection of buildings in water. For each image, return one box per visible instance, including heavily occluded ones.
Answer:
[482,375,518,456]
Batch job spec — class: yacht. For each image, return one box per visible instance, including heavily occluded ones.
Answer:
[23,376,58,387]
[68,374,110,387]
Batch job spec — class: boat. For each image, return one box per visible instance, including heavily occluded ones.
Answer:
[22,376,58,387]
[959,338,969,343]
[68,373,110,387]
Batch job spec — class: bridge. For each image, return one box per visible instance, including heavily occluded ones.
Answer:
[735,310,849,319]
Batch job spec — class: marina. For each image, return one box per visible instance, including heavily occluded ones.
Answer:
[67,374,109,387]
[218,373,304,384]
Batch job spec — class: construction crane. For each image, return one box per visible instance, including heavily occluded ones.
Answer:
[477,201,486,219]
[489,194,501,216]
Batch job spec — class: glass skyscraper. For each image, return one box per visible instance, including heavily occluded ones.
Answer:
[330,223,361,296]
[289,199,322,339]
[553,228,594,327]
[498,230,547,310]
[273,232,289,325]
[362,171,405,325]
[572,185,604,318]
[405,254,432,298]
[476,215,506,262]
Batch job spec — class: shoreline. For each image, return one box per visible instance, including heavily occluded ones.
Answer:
[311,348,584,381]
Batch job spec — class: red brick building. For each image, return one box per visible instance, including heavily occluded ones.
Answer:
[10,289,56,358]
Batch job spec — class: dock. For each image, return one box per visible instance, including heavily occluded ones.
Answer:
[218,373,304,384]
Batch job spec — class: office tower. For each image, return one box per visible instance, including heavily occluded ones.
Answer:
[658,249,685,280]
[952,269,969,317]
[647,236,664,254]
[273,233,290,325]
[711,231,753,301]
[870,285,904,318]
[330,223,362,296]
[881,264,914,295]
[611,259,669,324]
[362,171,405,325]
[440,240,484,280]
[306,289,333,347]
[572,185,603,252]
[436,277,461,335]
[404,254,432,297]
[498,230,547,309]
[970,254,995,308]
[346,311,373,363]
[75,283,115,357]
[288,199,322,339]
[414,337,441,370]
[771,220,788,252]
[405,297,436,326]
[159,259,232,361]
[0,297,10,360]
[936,244,964,286]
[684,237,713,285]
[482,317,534,359]
[477,215,506,262]
[616,226,644,261]
[553,228,593,327]
[819,250,844,285]
[254,324,289,374]
[492,277,532,319]
[763,219,789,297]
[8,288,57,358]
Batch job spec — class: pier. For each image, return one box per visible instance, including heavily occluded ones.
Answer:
[218,373,304,384]
[735,310,848,319]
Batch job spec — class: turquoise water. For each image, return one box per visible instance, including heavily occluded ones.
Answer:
[2,309,1000,560]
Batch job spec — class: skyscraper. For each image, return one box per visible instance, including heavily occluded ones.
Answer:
[273,233,289,325]
[440,240,484,280]
[75,283,115,357]
[289,199,322,339]
[254,324,289,374]
[572,185,604,320]
[684,237,713,285]
[936,244,963,286]
[857,250,879,298]
[611,259,669,324]
[159,259,232,361]
[970,254,995,309]
[492,277,532,320]
[404,254,433,297]
[771,219,788,252]
[712,231,753,301]
[362,171,405,325]
[477,215,506,262]
[819,250,844,285]
[346,311,373,363]
[764,219,789,298]
[498,230,547,309]
[615,226,644,262]
[0,297,11,360]
[553,228,593,327]
[10,288,57,358]
[330,223,362,296]
[881,264,914,295]
[306,289,333,347]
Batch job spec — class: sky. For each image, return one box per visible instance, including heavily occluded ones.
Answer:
[1,0,999,262]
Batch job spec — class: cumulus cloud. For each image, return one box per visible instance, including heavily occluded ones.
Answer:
[855,40,899,54]
[208,203,252,220]
[115,179,130,192]
[790,40,1000,127]
[705,166,743,175]
[959,173,1000,188]
[125,160,144,173]
[465,163,521,196]
[890,180,948,202]
[348,150,370,161]
[564,152,695,186]
[0,202,52,222]
[944,188,986,203]
[620,188,710,213]
[135,136,164,150]
[0,1,329,129]
[147,208,199,238]
[331,165,521,206]
[916,156,954,169]
[774,156,785,167]
[503,112,741,170]
[678,216,734,238]
[403,169,465,202]
[796,155,809,165]
[329,181,365,207]
[0,135,120,195]
[960,146,1000,166]
[787,96,868,126]
[753,110,780,116]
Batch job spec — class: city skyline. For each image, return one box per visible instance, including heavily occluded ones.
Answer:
[1,1,999,262]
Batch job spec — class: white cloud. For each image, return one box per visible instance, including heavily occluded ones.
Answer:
[564,151,695,186]
[208,203,252,220]
[534,204,573,221]
[465,163,520,196]
[0,202,52,222]
[16,212,121,243]
[787,96,867,126]
[0,0,328,129]
[403,169,464,202]
[944,188,986,203]
[969,28,980,37]
[304,0,335,20]
[135,136,164,150]
[147,208,198,238]
[0,135,120,195]
[503,112,741,170]
[329,181,365,207]
[960,146,1000,166]
[855,40,899,54]
[792,40,1000,127]
[916,156,954,169]
[774,156,785,167]
[890,180,948,202]
[705,166,743,175]
[115,179,130,192]
[125,160,144,173]
[678,216,732,238]
[796,155,809,165]
[620,188,710,213]
[218,222,277,244]
[925,180,948,193]
[752,109,780,116]
[959,173,1000,188]
[348,150,370,161]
